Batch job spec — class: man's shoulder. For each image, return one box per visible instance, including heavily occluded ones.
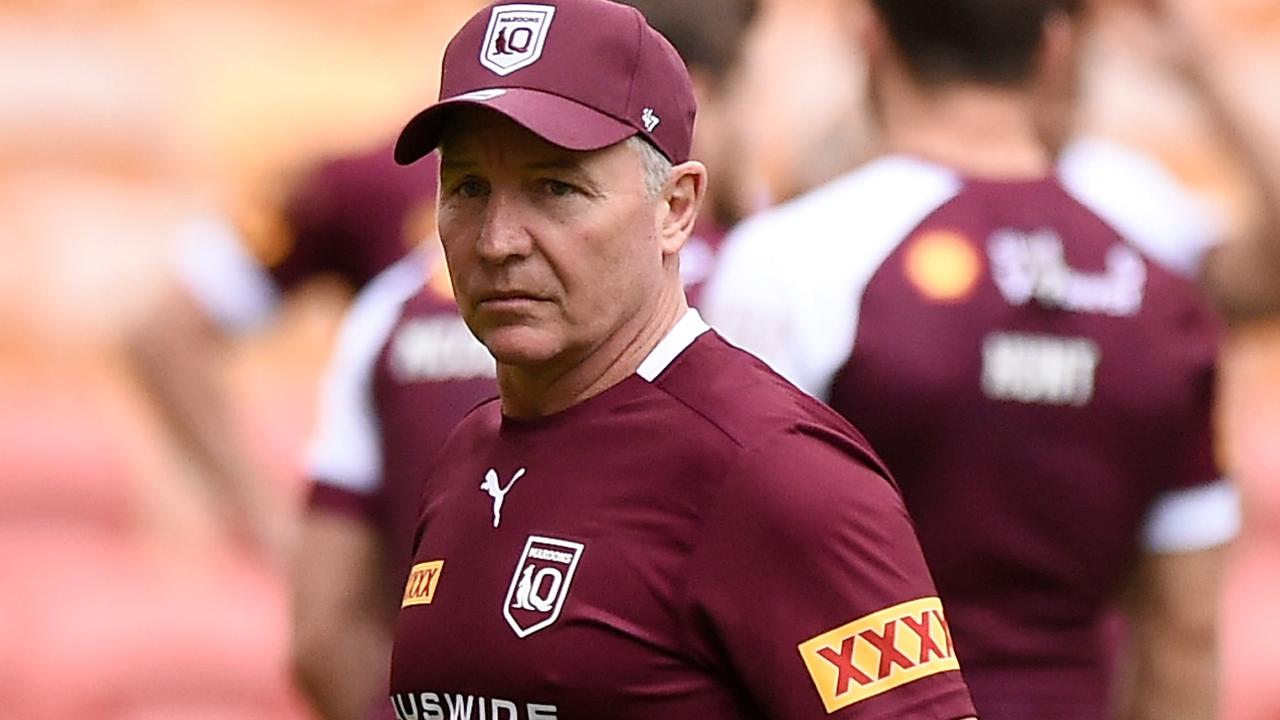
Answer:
[1057,136,1221,278]
[655,333,889,477]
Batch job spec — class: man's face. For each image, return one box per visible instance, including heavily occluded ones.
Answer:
[437,108,665,369]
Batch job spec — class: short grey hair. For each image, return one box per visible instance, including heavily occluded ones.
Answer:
[626,135,674,198]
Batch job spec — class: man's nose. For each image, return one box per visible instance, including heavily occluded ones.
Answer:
[476,190,533,265]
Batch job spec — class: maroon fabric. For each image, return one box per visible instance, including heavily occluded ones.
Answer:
[308,482,379,520]
[396,0,696,164]
[389,332,975,719]
[272,144,438,293]
[827,175,1222,719]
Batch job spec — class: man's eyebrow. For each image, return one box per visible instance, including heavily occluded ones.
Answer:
[440,157,479,171]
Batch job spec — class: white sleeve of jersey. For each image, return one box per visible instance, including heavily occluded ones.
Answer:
[1141,478,1241,554]
[1059,137,1224,279]
[175,214,282,333]
[305,250,428,495]
[703,156,962,399]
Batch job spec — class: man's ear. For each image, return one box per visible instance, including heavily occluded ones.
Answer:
[658,160,707,257]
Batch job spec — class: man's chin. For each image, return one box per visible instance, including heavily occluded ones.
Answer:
[478,326,564,368]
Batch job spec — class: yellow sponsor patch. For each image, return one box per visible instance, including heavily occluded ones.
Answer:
[401,560,444,608]
[904,230,982,302]
[798,597,960,713]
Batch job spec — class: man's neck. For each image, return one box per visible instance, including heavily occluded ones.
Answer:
[496,285,689,419]
[878,78,1053,179]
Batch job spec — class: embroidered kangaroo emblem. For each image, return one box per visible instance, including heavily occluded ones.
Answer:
[481,468,526,528]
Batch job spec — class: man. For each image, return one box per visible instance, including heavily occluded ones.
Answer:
[704,1,1237,718]
[383,1,976,718]
[129,142,436,560]
[291,2,761,717]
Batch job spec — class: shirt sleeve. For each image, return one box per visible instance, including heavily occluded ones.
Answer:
[175,214,283,333]
[685,430,976,720]
[701,221,816,394]
[306,252,427,513]
[1059,137,1224,279]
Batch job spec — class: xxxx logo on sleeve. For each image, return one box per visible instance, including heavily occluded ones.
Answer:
[797,597,960,713]
[401,560,444,608]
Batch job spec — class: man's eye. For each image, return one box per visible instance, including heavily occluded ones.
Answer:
[541,179,576,197]
[456,179,487,198]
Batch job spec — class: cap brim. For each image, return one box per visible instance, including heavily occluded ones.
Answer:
[394,88,637,165]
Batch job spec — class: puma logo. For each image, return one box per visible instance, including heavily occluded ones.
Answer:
[481,468,527,528]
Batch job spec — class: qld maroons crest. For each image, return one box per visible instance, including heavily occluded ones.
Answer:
[503,535,584,638]
[480,4,557,76]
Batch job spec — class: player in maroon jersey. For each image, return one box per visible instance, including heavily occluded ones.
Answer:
[291,4,762,719]
[381,1,976,717]
[129,142,437,561]
[705,1,1237,718]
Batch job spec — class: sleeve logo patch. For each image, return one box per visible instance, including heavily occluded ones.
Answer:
[402,560,444,608]
[797,597,961,713]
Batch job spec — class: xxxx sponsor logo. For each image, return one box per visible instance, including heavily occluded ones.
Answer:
[797,597,960,713]
[402,560,444,608]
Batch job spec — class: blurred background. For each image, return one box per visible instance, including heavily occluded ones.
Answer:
[0,0,1276,718]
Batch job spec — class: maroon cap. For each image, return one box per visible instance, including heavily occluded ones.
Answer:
[394,0,696,166]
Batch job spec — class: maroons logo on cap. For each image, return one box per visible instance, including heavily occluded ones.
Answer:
[480,4,557,77]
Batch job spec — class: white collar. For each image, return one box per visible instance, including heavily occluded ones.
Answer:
[636,308,711,382]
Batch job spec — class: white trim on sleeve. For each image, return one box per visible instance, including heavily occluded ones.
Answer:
[305,250,428,494]
[1059,137,1223,279]
[703,156,962,399]
[1141,479,1241,554]
[175,215,282,333]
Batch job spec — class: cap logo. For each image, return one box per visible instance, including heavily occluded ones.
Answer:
[480,4,557,77]
[641,108,661,133]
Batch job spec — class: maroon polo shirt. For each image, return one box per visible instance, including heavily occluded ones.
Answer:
[388,311,975,720]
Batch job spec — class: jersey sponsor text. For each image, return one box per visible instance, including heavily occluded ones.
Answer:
[402,560,445,608]
[391,691,558,720]
[981,332,1101,407]
[391,316,497,383]
[988,228,1146,316]
[797,597,960,713]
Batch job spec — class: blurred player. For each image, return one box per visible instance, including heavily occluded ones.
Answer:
[1047,1,1280,318]
[129,142,437,561]
[705,0,1238,718]
[290,2,763,718]
[618,0,761,302]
